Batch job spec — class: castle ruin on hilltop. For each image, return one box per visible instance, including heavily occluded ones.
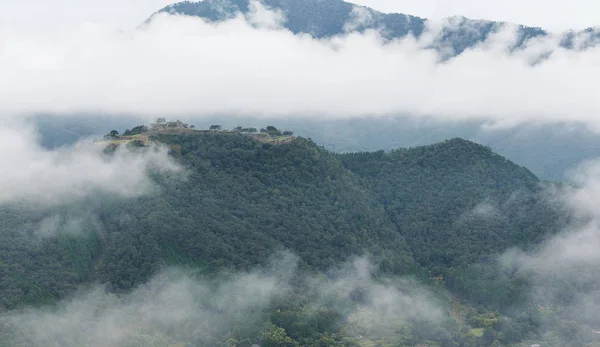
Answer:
[150,118,187,131]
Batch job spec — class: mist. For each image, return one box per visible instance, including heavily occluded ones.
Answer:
[1,1,599,129]
[491,160,600,343]
[0,121,181,206]
[0,254,451,346]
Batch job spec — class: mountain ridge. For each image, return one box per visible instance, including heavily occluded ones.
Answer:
[149,0,600,57]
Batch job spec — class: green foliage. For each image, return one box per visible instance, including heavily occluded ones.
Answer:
[262,326,299,347]
[124,125,149,136]
[341,139,561,269]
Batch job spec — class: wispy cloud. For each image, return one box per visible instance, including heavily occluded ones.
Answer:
[495,161,600,340]
[1,255,448,346]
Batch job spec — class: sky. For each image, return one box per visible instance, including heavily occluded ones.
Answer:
[0,0,598,33]
[352,0,600,31]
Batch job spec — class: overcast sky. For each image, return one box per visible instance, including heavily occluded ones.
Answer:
[0,0,597,33]
[353,0,600,31]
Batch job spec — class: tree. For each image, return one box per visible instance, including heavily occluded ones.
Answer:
[210,125,222,131]
[481,327,497,346]
[283,131,294,136]
[129,125,148,135]
[265,126,282,136]
[262,326,299,347]
[110,130,119,137]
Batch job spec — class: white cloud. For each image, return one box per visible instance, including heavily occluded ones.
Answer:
[245,0,286,29]
[2,269,283,347]
[1,256,447,346]
[0,121,180,206]
[527,161,600,268]
[499,161,600,272]
[343,6,374,33]
[1,7,599,130]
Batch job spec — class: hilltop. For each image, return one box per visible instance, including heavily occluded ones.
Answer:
[93,118,297,148]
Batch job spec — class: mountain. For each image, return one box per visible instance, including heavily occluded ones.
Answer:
[341,138,557,268]
[0,129,572,346]
[151,0,600,57]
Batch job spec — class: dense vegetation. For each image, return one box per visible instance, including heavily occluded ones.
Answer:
[0,130,594,346]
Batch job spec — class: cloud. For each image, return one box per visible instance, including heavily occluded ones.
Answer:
[316,258,447,337]
[511,160,600,271]
[0,121,181,206]
[343,6,374,33]
[0,255,449,346]
[245,0,286,30]
[1,269,284,347]
[462,200,503,220]
[1,2,599,130]
[492,160,600,341]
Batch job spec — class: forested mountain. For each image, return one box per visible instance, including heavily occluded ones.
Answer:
[1,129,584,346]
[151,0,600,57]
[341,138,560,269]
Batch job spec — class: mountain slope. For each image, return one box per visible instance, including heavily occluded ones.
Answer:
[0,133,417,308]
[0,132,562,309]
[341,138,561,269]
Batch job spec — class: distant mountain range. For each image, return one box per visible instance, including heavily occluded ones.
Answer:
[149,0,600,57]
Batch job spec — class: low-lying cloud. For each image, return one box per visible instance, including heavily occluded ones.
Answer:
[495,160,600,341]
[1,1,599,129]
[0,255,448,346]
[510,160,600,269]
[0,121,180,206]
